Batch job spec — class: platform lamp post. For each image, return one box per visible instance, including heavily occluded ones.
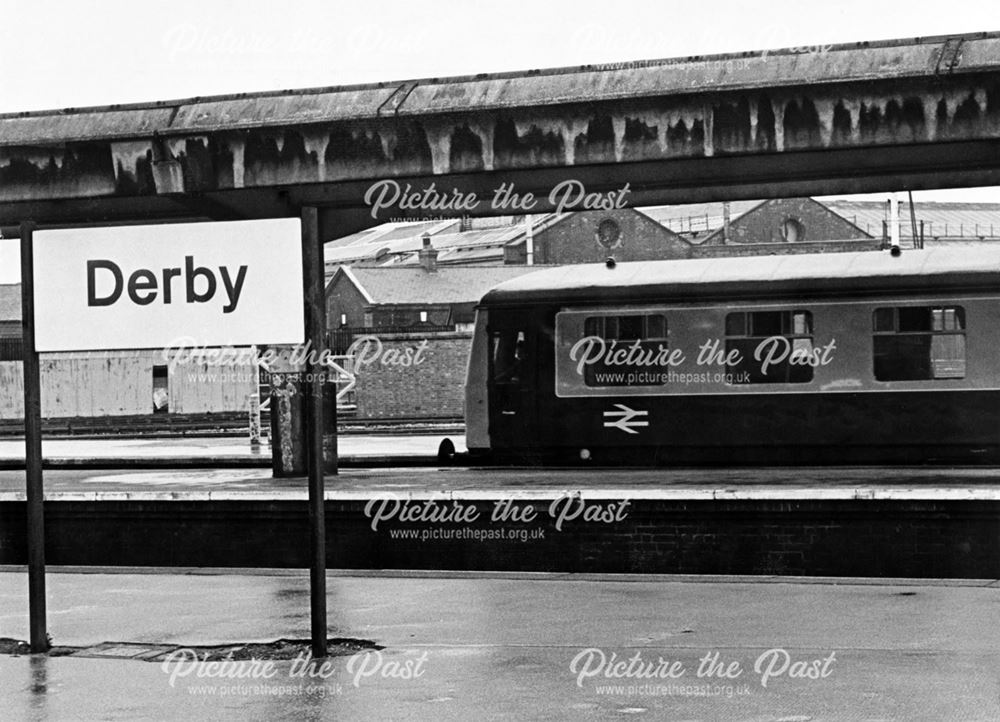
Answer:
[19,220,48,653]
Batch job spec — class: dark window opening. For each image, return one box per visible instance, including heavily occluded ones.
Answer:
[453,308,476,325]
[725,310,814,384]
[492,330,526,414]
[492,331,526,384]
[152,364,169,414]
[584,314,667,341]
[873,306,965,381]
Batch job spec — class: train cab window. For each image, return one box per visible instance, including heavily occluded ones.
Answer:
[725,310,814,384]
[492,331,526,415]
[873,306,966,381]
[493,331,526,384]
[582,314,668,387]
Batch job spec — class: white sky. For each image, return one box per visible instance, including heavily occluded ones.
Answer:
[1,0,998,281]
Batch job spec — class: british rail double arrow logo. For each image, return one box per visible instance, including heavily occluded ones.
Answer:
[602,404,649,434]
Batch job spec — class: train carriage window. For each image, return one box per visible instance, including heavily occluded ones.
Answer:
[873,306,966,381]
[583,314,667,341]
[725,310,814,384]
[581,314,669,387]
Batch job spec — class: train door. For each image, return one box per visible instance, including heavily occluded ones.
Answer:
[488,317,536,450]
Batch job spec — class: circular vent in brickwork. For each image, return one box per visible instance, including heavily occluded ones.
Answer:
[596,218,622,249]
[781,217,805,243]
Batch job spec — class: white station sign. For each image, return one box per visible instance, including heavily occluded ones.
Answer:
[32,218,305,352]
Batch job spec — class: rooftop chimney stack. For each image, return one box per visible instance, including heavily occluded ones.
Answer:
[418,233,438,272]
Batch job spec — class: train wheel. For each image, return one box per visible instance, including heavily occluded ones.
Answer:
[437,438,456,464]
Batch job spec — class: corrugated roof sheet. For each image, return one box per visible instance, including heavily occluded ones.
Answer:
[324,217,542,265]
[325,221,453,250]
[824,201,1000,239]
[340,266,544,305]
[0,285,21,321]
[431,246,507,264]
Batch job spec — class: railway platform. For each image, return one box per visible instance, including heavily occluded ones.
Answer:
[1,465,998,578]
[1,568,999,720]
[0,432,462,469]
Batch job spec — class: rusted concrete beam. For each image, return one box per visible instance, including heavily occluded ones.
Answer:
[1,32,999,226]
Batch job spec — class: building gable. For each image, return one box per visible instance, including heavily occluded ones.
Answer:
[704,197,873,245]
[508,208,692,264]
[325,268,373,327]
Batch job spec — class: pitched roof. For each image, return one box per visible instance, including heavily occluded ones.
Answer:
[0,285,20,321]
[325,219,460,251]
[324,217,539,265]
[699,197,873,243]
[332,265,545,305]
[322,200,1000,267]
[823,201,1000,240]
[638,201,763,238]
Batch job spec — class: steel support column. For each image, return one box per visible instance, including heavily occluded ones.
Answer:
[20,220,48,653]
[301,207,328,657]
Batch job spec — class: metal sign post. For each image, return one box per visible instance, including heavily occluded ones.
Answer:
[22,217,305,655]
[19,221,48,653]
[301,207,328,657]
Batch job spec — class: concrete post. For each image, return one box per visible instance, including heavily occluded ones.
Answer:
[268,349,306,477]
[248,393,262,449]
[267,212,337,477]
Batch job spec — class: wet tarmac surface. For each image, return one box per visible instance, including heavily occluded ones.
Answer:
[1,570,999,720]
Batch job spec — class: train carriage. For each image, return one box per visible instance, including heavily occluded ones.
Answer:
[465,247,1000,465]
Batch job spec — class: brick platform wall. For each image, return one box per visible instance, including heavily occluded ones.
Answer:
[2,498,996,578]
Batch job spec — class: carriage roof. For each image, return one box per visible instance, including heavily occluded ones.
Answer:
[480,247,1000,306]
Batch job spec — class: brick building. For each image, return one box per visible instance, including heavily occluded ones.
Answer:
[0,285,19,342]
[643,197,878,256]
[502,208,692,264]
[324,199,887,270]
[325,256,541,420]
[702,198,872,245]
[326,250,542,329]
[349,331,473,420]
